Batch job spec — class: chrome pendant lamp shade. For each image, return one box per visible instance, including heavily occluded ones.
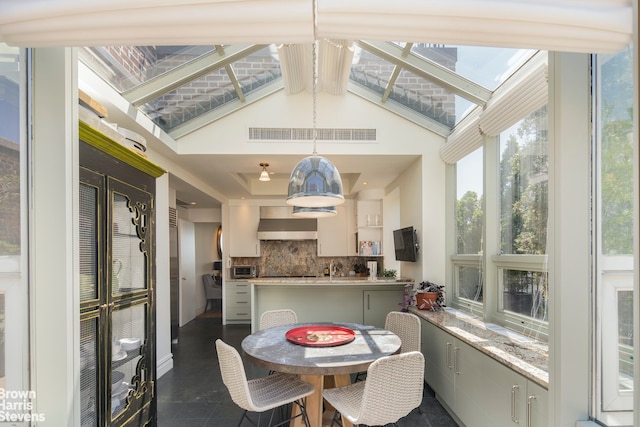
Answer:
[286,0,344,210]
[292,204,337,218]
[287,156,344,207]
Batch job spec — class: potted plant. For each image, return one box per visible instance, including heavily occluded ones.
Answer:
[354,263,369,277]
[416,281,445,310]
[399,281,445,312]
[382,268,397,279]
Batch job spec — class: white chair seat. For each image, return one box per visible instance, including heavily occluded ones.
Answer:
[216,339,314,426]
[246,372,314,412]
[323,351,424,426]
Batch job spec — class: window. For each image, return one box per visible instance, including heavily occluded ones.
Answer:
[450,105,549,337]
[595,46,634,417]
[497,107,548,326]
[453,147,484,308]
[0,44,28,392]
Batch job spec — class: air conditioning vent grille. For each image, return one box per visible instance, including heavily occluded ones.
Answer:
[248,127,376,142]
[169,207,177,228]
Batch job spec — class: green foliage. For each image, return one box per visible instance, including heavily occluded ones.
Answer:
[600,50,633,255]
[382,269,397,278]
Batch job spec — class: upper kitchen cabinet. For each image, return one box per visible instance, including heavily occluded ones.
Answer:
[229,204,261,257]
[317,203,354,257]
[356,199,383,256]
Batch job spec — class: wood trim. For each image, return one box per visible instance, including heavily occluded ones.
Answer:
[79,120,166,178]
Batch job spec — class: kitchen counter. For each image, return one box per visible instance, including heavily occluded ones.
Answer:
[250,279,411,332]
[409,306,549,388]
[250,277,412,285]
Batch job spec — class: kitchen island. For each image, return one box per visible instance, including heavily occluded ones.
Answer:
[249,277,412,332]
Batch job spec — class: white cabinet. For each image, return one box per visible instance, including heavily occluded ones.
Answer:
[317,205,349,256]
[421,319,547,427]
[225,280,251,323]
[525,380,548,427]
[356,200,383,256]
[229,205,260,257]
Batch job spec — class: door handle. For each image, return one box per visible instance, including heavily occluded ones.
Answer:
[446,342,452,369]
[527,395,537,426]
[454,347,460,374]
[511,385,520,423]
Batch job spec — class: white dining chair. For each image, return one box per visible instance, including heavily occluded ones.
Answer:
[355,310,422,383]
[323,351,425,427]
[215,339,314,427]
[385,311,422,353]
[259,309,298,330]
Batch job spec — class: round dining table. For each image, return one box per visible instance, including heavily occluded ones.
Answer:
[241,322,401,427]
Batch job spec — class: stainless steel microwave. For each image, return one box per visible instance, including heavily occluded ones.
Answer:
[232,265,257,279]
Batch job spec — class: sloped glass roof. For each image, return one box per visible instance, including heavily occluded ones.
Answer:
[79,42,536,137]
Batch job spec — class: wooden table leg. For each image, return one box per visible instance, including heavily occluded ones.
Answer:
[292,374,324,427]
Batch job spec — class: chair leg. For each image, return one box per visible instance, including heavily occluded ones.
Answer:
[236,410,258,427]
[328,409,343,427]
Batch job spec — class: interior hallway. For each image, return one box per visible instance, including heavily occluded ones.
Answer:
[156,314,459,427]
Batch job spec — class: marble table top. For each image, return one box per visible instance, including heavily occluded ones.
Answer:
[409,307,549,388]
[241,322,401,376]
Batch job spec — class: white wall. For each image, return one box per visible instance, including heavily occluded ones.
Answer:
[155,174,173,378]
[386,154,447,285]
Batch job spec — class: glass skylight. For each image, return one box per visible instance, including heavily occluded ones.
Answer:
[80,43,539,137]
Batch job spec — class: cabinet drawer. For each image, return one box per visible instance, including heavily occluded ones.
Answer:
[226,307,251,320]
[227,297,251,308]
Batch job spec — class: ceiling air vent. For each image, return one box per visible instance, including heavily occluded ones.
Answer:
[248,127,376,142]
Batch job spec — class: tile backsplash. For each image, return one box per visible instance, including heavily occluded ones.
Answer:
[231,240,382,278]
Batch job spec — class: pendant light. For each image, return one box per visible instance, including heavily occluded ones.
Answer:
[291,205,337,218]
[259,162,271,181]
[286,0,344,209]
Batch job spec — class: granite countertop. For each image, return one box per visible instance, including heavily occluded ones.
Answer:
[249,277,413,285]
[409,306,549,388]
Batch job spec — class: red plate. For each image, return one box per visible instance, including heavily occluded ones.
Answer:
[285,325,356,347]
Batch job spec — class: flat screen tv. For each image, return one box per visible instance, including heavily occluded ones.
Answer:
[393,226,419,262]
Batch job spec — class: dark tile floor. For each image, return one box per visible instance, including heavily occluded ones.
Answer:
[156,316,459,427]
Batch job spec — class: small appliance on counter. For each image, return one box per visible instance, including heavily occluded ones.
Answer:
[367,261,378,280]
[232,265,257,279]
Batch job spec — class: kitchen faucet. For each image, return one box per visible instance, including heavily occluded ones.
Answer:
[329,260,335,281]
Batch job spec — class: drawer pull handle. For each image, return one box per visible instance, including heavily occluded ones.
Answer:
[454,347,460,374]
[511,385,520,423]
[527,395,536,427]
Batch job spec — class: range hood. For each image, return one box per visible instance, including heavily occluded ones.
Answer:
[257,206,317,240]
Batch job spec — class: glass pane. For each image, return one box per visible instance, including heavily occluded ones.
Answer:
[501,269,548,321]
[597,47,634,411]
[350,47,457,128]
[112,194,147,295]
[617,290,633,390]
[600,49,633,256]
[457,265,483,303]
[80,46,217,92]
[141,45,281,132]
[112,303,146,419]
[80,183,98,301]
[410,45,536,124]
[456,147,483,254]
[499,106,548,255]
[80,317,98,426]
[0,45,21,256]
[140,66,238,132]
